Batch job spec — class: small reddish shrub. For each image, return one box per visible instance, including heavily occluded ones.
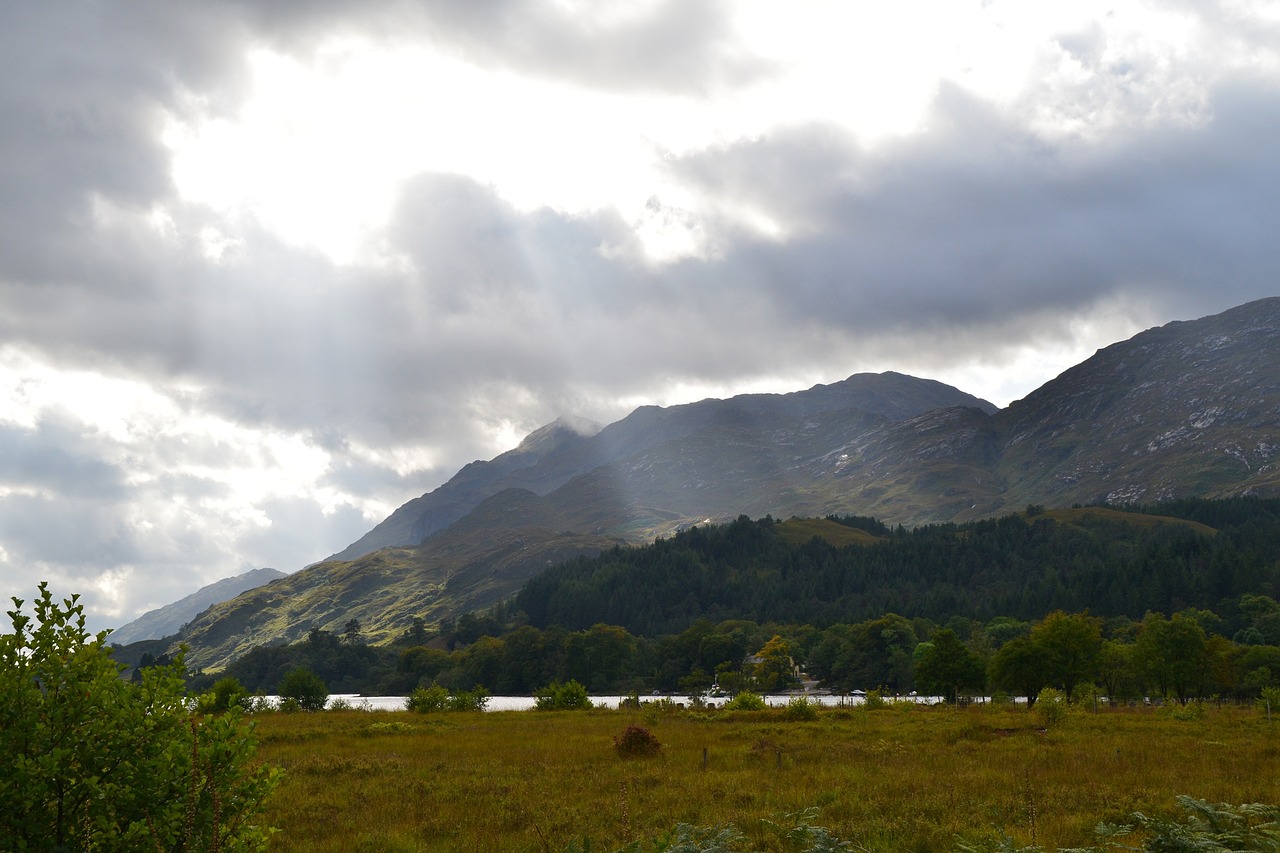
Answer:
[613,724,662,757]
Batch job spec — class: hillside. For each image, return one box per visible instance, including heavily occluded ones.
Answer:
[107,567,285,646]
[513,501,1272,637]
[328,372,995,562]
[170,298,1280,669]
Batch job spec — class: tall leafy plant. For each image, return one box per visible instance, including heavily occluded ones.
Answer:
[0,583,280,851]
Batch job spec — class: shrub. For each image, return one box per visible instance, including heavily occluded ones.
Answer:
[447,686,490,712]
[863,689,889,710]
[1034,687,1069,727]
[724,691,767,711]
[1259,685,1280,719]
[784,696,819,721]
[407,684,489,712]
[279,666,328,712]
[613,724,662,757]
[0,583,281,850]
[406,684,450,713]
[198,675,249,715]
[535,679,593,710]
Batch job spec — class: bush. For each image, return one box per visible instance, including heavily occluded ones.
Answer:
[406,684,489,712]
[0,583,281,850]
[784,696,819,721]
[406,684,450,713]
[613,724,662,757]
[535,679,593,710]
[1034,687,1069,727]
[1259,685,1280,719]
[197,675,249,715]
[863,689,890,710]
[447,686,490,712]
[279,666,328,712]
[724,691,767,711]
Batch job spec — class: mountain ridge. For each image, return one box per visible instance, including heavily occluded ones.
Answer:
[170,297,1280,670]
[108,567,286,646]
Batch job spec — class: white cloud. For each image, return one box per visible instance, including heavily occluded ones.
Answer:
[1,0,1279,629]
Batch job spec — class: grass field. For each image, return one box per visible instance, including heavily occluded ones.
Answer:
[252,701,1280,852]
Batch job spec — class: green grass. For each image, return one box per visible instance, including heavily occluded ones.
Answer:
[776,518,884,547]
[252,702,1280,852]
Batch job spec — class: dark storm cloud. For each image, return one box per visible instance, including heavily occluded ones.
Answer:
[663,80,1280,345]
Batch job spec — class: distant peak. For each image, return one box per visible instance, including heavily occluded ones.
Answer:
[515,414,604,453]
[550,414,604,437]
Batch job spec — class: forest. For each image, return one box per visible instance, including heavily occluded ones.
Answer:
[184,498,1280,704]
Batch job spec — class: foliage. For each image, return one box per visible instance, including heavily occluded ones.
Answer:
[750,635,800,692]
[406,684,450,712]
[613,724,662,758]
[1260,686,1280,718]
[184,499,1280,705]
[447,686,490,712]
[863,689,889,710]
[516,500,1280,636]
[198,675,251,715]
[723,691,767,711]
[809,613,918,693]
[783,696,820,721]
[536,679,594,710]
[1102,796,1280,851]
[759,808,855,852]
[0,583,280,851]
[914,629,986,703]
[1034,688,1070,727]
[960,796,1280,851]
[278,666,328,712]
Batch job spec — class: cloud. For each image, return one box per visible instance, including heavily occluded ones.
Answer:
[393,0,768,94]
[2,0,1279,629]
[663,76,1280,339]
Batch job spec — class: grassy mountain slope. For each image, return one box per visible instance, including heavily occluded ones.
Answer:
[108,567,285,646]
[174,298,1280,668]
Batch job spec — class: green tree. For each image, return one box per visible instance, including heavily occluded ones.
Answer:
[1133,612,1209,703]
[987,635,1048,706]
[914,629,986,703]
[1097,639,1138,701]
[1031,610,1102,696]
[0,583,280,850]
[278,666,328,712]
[199,675,250,715]
[748,634,798,692]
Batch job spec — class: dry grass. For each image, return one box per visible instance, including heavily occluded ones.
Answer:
[252,702,1280,852]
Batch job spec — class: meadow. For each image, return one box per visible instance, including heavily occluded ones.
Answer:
[252,700,1280,852]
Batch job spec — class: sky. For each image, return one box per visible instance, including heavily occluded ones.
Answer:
[2,0,1278,633]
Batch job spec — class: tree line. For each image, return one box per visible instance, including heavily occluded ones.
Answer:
[193,592,1280,707]
[515,499,1280,634]
[187,498,1280,703]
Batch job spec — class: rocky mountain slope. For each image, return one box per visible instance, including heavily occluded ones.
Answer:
[173,298,1280,670]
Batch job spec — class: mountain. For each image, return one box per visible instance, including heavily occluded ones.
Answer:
[328,373,994,562]
[172,298,1280,670]
[108,568,286,646]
